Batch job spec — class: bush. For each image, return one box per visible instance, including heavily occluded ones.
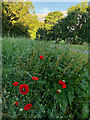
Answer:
[2,37,89,119]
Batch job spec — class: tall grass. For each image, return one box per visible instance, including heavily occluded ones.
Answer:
[2,37,89,119]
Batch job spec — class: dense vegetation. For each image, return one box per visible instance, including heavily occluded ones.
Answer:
[2,37,89,119]
[2,1,42,39]
[1,1,89,119]
[2,1,89,44]
[37,2,89,44]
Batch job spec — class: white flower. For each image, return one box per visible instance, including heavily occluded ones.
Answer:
[19,108,23,112]
[57,90,61,93]
[62,80,65,82]
[6,95,9,98]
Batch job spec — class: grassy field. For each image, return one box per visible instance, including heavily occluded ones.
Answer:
[49,40,88,54]
[2,37,89,119]
[3,37,88,59]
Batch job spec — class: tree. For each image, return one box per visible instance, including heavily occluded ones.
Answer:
[53,2,89,44]
[67,2,88,13]
[44,11,63,40]
[2,1,40,39]
[2,2,33,37]
[44,11,63,24]
[58,10,88,44]
[36,22,47,40]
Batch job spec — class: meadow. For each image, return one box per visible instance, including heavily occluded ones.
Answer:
[2,37,89,119]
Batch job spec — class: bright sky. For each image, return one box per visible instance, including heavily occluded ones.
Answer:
[32,2,81,14]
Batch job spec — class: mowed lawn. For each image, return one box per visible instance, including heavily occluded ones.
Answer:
[48,40,88,60]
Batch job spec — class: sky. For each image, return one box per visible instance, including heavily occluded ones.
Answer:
[32,2,81,14]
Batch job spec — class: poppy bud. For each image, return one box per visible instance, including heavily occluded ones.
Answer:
[57,90,61,93]
[32,77,39,81]
[62,84,67,88]
[62,80,65,82]
[15,102,18,105]
[19,108,23,112]
[59,80,65,85]
[39,55,44,59]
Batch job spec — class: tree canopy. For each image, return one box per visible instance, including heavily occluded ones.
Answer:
[2,1,89,44]
[67,2,88,13]
[2,1,40,39]
[36,11,63,41]
[44,11,63,25]
[51,2,89,44]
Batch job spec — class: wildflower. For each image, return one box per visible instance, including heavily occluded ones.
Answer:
[57,90,61,93]
[15,102,18,105]
[13,82,18,86]
[6,95,9,98]
[24,103,32,111]
[59,80,65,85]
[62,84,67,88]
[57,91,59,93]
[62,80,65,82]
[39,55,44,59]
[19,84,29,95]
[57,114,59,115]
[19,108,23,112]
[32,77,39,81]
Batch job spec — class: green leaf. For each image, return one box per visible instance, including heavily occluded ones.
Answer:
[81,103,89,118]
[67,88,75,105]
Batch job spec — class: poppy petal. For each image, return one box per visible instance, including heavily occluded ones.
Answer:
[13,82,18,86]
[15,102,18,105]
[62,84,67,88]
[19,84,29,95]
[59,80,65,85]
[32,77,39,81]
[24,103,32,111]
[39,55,44,59]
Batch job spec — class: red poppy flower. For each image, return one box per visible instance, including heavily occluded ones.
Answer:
[32,77,39,81]
[57,91,59,93]
[24,103,32,111]
[59,80,65,85]
[13,82,18,86]
[19,84,29,95]
[15,102,18,105]
[62,84,67,88]
[57,114,59,115]
[39,55,44,59]
[57,90,61,93]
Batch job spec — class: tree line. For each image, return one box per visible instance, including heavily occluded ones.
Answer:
[2,1,89,44]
